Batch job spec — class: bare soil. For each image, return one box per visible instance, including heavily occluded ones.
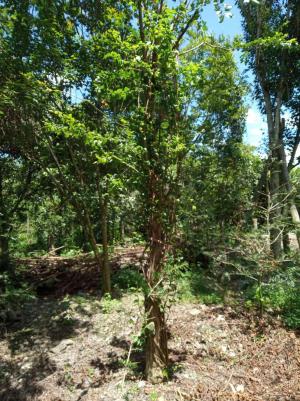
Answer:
[1,251,299,401]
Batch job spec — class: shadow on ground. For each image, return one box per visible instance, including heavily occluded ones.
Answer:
[0,352,56,401]
[2,296,93,354]
[0,295,95,401]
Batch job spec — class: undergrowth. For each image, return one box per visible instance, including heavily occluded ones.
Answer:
[0,271,36,323]
[246,264,300,329]
[112,258,222,305]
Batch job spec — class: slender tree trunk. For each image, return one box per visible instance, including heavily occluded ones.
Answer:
[269,154,282,258]
[144,182,169,381]
[110,209,116,244]
[262,97,282,258]
[283,227,291,254]
[253,218,258,230]
[290,205,300,245]
[0,223,10,273]
[120,217,125,243]
[145,231,168,382]
[0,166,10,275]
[100,196,111,294]
[80,209,109,293]
[255,7,283,258]
[279,139,300,248]
[282,204,291,253]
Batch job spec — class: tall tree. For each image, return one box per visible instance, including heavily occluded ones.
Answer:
[238,0,300,257]
[129,0,247,381]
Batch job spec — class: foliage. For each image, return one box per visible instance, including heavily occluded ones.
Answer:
[247,263,300,329]
[113,267,146,293]
[176,268,222,304]
[206,229,300,329]
[0,272,36,323]
[180,143,261,255]
[100,293,121,314]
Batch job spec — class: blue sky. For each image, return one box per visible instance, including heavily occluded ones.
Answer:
[201,2,266,149]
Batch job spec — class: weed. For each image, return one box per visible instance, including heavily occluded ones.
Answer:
[87,367,95,379]
[101,294,121,314]
[149,390,159,401]
[123,384,139,401]
[57,363,75,392]
[120,358,140,374]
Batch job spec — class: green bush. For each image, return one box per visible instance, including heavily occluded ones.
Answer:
[113,266,146,292]
[163,254,222,304]
[246,264,300,329]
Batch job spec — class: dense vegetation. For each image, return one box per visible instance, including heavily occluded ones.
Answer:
[0,0,300,398]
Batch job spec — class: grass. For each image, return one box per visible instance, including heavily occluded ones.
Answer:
[176,268,223,304]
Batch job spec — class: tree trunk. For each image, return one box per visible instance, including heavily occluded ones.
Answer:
[100,196,111,294]
[255,25,283,258]
[0,223,10,274]
[253,218,258,230]
[283,227,291,254]
[120,217,125,244]
[144,293,169,382]
[144,205,168,382]
[282,203,291,254]
[80,209,109,294]
[262,97,282,258]
[0,166,10,275]
[279,139,300,248]
[269,155,282,258]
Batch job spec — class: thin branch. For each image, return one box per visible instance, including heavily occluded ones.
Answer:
[173,10,199,50]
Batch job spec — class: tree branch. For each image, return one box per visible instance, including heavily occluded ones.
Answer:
[172,10,199,50]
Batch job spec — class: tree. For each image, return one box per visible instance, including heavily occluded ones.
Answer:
[128,0,247,381]
[238,0,300,257]
[178,36,260,254]
[0,0,132,294]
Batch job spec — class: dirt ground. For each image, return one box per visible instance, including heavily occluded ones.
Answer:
[1,253,300,401]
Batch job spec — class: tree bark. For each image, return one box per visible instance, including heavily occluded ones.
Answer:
[0,165,11,275]
[144,181,169,381]
[269,154,282,258]
[100,196,111,294]
[278,139,300,248]
[256,83,282,257]
[144,292,169,382]
[255,7,282,258]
